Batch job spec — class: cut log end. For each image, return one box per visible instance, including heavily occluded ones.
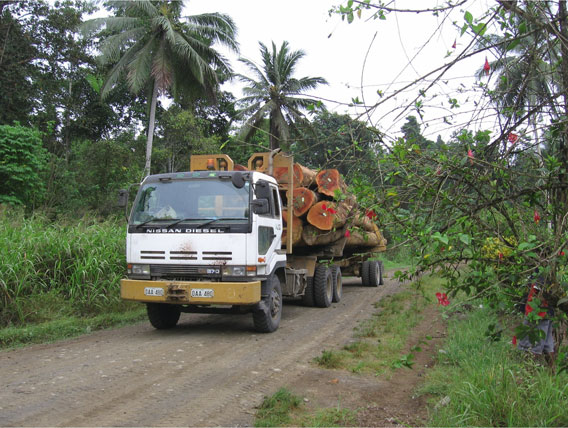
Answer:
[292,187,319,217]
[306,201,337,231]
[316,169,345,198]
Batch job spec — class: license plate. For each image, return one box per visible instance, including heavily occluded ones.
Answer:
[144,287,164,297]
[191,288,214,298]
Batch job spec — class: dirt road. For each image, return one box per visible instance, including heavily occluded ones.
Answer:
[0,276,400,427]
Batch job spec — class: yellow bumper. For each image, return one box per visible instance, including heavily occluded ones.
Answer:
[121,279,261,305]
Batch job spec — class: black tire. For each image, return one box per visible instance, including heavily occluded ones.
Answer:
[361,260,371,286]
[146,303,181,329]
[302,276,316,307]
[378,260,385,285]
[368,260,381,287]
[314,265,333,308]
[331,265,343,303]
[253,276,282,333]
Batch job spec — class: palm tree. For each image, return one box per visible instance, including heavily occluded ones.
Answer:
[477,5,560,147]
[236,41,327,151]
[82,1,238,176]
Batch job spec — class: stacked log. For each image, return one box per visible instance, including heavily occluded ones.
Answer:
[271,163,387,252]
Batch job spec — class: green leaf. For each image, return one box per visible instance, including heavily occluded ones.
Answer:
[432,232,449,245]
[464,11,473,24]
[506,39,520,51]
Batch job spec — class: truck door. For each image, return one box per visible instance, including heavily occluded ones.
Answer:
[255,182,283,274]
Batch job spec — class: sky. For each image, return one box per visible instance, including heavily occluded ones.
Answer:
[187,0,497,142]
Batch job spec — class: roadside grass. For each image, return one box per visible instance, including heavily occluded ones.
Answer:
[419,304,568,427]
[314,274,443,376]
[255,387,357,427]
[0,304,146,349]
[0,209,145,349]
[256,273,442,427]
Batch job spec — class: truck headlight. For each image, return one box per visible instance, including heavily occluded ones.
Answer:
[128,264,150,277]
[222,266,257,277]
[223,266,245,276]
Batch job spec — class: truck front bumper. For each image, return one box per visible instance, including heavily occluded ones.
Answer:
[120,279,261,305]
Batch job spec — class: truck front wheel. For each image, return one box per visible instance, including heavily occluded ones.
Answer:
[146,303,181,329]
[253,276,282,333]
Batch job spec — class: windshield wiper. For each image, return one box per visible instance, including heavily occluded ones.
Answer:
[134,217,178,228]
[164,217,203,228]
[194,217,247,228]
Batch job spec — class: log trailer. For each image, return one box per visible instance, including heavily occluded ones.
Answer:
[119,151,386,333]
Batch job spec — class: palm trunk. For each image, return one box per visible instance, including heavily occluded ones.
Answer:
[558,1,568,221]
[144,81,159,178]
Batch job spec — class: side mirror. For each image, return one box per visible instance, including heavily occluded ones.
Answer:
[251,199,270,215]
[232,172,246,189]
[118,189,128,208]
[254,180,271,199]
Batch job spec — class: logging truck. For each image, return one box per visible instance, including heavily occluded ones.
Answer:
[119,151,387,333]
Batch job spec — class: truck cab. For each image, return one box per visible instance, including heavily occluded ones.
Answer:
[121,167,287,332]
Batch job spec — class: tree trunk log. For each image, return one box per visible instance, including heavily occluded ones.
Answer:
[302,224,346,246]
[306,201,348,231]
[292,187,319,217]
[294,163,317,187]
[316,169,346,198]
[282,210,303,245]
[345,230,381,247]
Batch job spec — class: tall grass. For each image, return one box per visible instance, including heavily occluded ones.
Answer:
[0,209,128,326]
[421,306,568,427]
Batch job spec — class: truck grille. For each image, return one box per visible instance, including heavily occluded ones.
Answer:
[149,264,221,280]
[139,250,231,262]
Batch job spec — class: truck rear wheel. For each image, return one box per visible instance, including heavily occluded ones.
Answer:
[378,260,385,285]
[302,277,315,307]
[146,303,181,329]
[361,261,371,286]
[314,265,333,308]
[368,260,381,287]
[253,276,282,333]
[331,266,342,303]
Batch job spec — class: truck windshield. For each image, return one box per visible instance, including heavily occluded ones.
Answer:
[130,179,250,226]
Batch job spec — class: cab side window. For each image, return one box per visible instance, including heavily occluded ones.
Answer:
[270,186,280,218]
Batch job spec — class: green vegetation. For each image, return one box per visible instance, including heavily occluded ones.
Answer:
[421,305,568,427]
[314,275,441,376]
[255,388,302,427]
[255,387,357,427]
[0,209,144,348]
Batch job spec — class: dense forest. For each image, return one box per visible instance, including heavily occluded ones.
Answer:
[1,0,568,337]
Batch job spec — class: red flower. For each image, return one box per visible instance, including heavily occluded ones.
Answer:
[468,149,474,165]
[321,203,327,211]
[365,209,377,220]
[534,210,541,224]
[327,207,337,214]
[344,229,351,238]
[560,251,565,256]
[436,292,450,306]
[483,57,490,75]
[512,336,517,346]
[508,133,519,144]
[436,166,442,176]
[538,311,547,318]
[498,252,504,260]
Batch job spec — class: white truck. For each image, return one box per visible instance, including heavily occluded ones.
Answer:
[119,151,385,332]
